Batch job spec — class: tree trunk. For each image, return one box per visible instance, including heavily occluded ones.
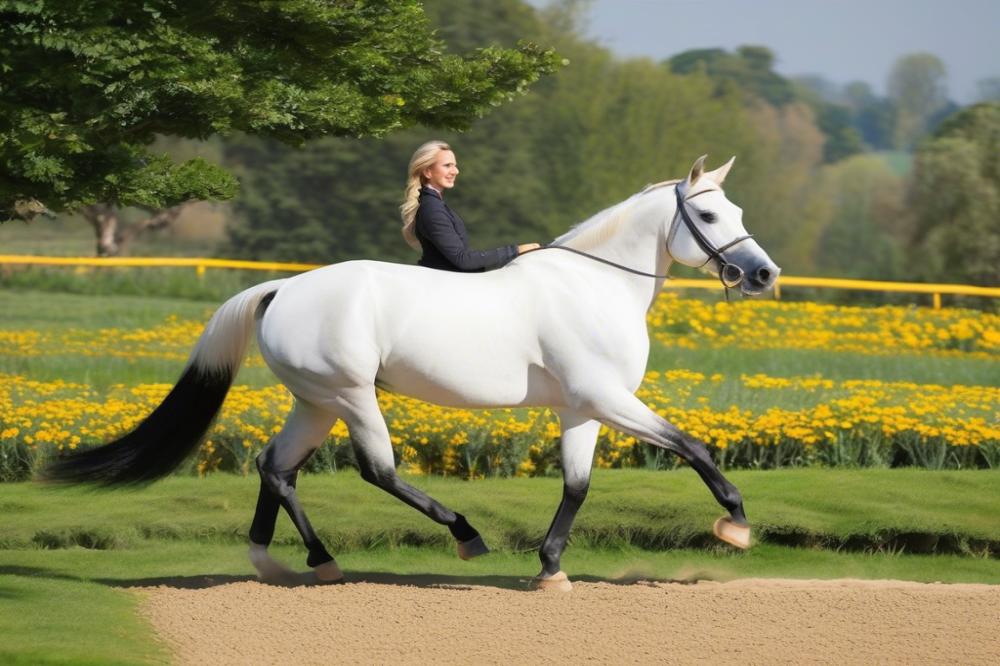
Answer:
[82,203,189,256]
[82,204,120,256]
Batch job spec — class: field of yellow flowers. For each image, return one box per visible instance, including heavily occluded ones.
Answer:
[1,292,997,480]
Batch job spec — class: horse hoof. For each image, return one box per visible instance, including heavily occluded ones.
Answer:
[313,559,344,584]
[248,543,297,582]
[529,570,573,592]
[713,516,751,550]
[457,535,490,560]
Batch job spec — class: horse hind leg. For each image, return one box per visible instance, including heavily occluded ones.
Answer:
[248,400,343,583]
[343,387,489,558]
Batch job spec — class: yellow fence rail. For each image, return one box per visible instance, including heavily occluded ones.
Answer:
[2,254,998,308]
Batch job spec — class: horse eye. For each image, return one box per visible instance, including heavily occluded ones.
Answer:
[699,212,717,223]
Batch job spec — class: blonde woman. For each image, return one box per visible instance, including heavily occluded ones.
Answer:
[401,140,540,271]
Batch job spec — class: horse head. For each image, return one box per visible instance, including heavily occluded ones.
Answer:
[664,155,780,295]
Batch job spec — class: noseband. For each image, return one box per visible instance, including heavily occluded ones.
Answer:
[670,182,754,288]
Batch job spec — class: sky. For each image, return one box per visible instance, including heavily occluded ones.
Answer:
[527,0,998,103]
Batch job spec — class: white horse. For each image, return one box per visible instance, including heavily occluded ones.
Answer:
[46,156,779,590]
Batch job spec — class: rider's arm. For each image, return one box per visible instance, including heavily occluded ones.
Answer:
[416,198,517,272]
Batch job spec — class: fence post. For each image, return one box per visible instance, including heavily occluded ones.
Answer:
[773,282,781,300]
[932,293,941,310]
[196,264,206,280]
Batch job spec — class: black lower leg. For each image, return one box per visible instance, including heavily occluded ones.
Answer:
[359,463,478,542]
[539,483,588,576]
[670,430,747,524]
[249,478,281,546]
[256,454,333,567]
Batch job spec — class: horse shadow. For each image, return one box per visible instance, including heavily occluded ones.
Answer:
[0,564,713,592]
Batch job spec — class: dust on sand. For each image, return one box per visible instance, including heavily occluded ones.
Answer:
[140,575,1000,665]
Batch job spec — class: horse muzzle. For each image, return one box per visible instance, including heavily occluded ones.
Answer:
[739,261,780,295]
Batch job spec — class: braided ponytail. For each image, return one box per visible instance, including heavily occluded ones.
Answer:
[401,140,451,251]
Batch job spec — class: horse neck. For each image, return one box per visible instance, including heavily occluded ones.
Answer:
[573,188,673,308]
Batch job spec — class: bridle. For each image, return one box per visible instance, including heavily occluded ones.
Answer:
[531,182,754,291]
[669,181,754,288]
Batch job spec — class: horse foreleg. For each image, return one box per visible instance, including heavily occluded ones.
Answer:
[249,400,343,582]
[531,411,600,592]
[589,390,750,549]
[344,388,489,559]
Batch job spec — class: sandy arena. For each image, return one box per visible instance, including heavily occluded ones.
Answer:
[140,575,1000,664]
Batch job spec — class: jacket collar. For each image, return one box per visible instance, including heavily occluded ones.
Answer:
[419,184,442,199]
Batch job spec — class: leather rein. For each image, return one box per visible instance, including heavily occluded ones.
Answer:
[526,183,754,291]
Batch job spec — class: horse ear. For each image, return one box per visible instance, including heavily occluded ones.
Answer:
[686,155,708,186]
[707,156,735,185]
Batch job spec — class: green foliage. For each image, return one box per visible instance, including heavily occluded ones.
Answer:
[813,103,865,162]
[0,0,559,219]
[805,154,909,280]
[667,45,795,107]
[908,103,1000,286]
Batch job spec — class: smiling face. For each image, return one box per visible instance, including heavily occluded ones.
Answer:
[422,149,459,191]
[665,156,781,295]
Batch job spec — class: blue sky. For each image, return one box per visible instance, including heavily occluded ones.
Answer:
[526,0,998,103]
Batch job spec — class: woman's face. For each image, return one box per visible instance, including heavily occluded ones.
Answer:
[422,150,459,190]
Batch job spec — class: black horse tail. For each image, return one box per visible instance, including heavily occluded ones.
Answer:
[42,279,287,487]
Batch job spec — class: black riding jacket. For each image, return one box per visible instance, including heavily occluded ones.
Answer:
[415,186,517,272]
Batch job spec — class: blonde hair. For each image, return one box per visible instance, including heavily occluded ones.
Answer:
[400,140,451,250]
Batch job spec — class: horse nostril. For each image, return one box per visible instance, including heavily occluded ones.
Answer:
[756,267,772,284]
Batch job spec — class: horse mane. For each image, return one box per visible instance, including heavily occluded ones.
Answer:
[553,179,682,250]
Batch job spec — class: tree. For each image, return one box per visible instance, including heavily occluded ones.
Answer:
[82,201,189,257]
[672,49,862,163]
[0,0,559,223]
[223,0,763,264]
[887,53,949,149]
[907,103,1000,286]
[667,45,795,107]
[844,81,897,150]
[806,155,908,280]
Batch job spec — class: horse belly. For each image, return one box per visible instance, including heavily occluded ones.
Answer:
[378,340,561,409]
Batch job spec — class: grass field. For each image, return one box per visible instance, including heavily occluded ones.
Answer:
[0,280,997,663]
[1,470,998,664]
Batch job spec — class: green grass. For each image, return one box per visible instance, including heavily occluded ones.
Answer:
[1,470,998,664]
[3,470,998,555]
[0,289,216,328]
[0,214,220,258]
[0,265,290,302]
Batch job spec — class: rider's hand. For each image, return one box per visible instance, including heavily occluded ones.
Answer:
[517,243,542,254]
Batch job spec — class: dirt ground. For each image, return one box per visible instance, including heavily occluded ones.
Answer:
[141,575,1000,665]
